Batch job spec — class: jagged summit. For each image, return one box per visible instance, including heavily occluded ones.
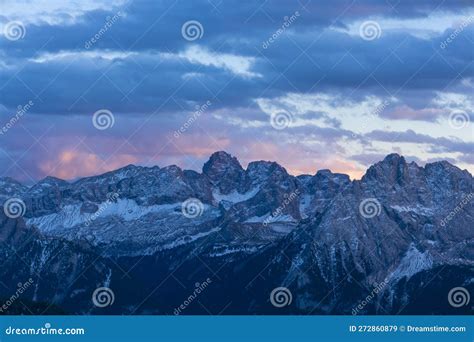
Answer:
[0,150,472,315]
[202,151,245,194]
[203,151,243,175]
[38,175,68,185]
[363,153,408,180]
[1,152,470,197]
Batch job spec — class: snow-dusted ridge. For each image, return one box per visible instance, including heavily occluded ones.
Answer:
[0,151,472,314]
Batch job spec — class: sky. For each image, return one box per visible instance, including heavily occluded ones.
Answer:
[0,0,473,183]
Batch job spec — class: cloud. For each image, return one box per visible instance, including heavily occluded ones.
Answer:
[383,105,444,121]
[366,129,473,155]
[161,46,261,78]
[343,10,474,39]
[29,50,137,63]
[39,150,138,180]
[0,0,472,181]
[0,0,126,26]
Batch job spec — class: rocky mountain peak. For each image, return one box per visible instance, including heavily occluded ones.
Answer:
[246,160,286,174]
[313,169,351,187]
[0,176,23,185]
[203,151,243,174]
[0,177,28,199]
[315,169,332,176]
[246,160,292,190]
[424,160,472,192]
[203,151,244,194]
[362,153,411,184]
[160,165,182,175]
[28,176,68,194]
[0,152,472,315]
[315,168,349,180]
[424,160,467,176]
[39,176,68,186]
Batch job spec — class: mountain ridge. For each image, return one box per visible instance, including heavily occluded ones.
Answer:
[0,151,472,315]
[1,151,471,189]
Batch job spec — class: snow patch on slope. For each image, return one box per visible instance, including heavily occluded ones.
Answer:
[26,199,196,232]
[212,187,260,205]
[244,213,296,224]
[209,245,260,257]
[390,205,433,215]
[390,244,433,281]
[161,226,222,250]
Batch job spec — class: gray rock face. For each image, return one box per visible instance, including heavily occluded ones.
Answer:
[203,151,245,194]
[0,152,472,314]
[0,177,29,199]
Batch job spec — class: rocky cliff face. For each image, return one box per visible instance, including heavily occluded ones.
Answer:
[0,152,472,314]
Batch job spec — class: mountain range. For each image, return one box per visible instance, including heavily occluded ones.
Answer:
[0,152,472,315]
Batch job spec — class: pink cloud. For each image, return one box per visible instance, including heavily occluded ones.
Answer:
[385,105,444,121]
[39,150,139,180]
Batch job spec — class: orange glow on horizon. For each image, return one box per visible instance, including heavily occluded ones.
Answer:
[37,146,366,181]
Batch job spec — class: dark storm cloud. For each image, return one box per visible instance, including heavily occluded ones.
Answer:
[366,129,474,154]
[0,0,473,180]
[1,0,473,117]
